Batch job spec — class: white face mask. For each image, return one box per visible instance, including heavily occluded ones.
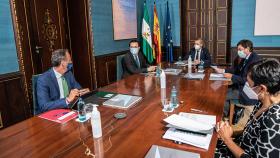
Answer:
[194,44,201,50]
[238,50,247,58]
[130,47,139,55]
[243,82,259,100]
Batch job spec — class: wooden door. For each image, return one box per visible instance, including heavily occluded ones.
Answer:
[181,0,231,64]
[28,0,69,73]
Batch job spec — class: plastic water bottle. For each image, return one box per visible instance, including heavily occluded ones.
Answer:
[156,66,161,77]
[198,60,204,72]
[170,86,178,108]
[77,98,86,121]
[91,105,102,138]
[188,55,192,74]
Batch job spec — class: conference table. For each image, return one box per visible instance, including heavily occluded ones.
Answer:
[0,66,228,158]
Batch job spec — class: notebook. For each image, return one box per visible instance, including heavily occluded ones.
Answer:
[102,94,142,109]
[38,109,78,124]
[163,68,183,75]
[145,145,200,158]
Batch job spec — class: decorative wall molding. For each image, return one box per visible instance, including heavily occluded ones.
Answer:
[42,9,58,52]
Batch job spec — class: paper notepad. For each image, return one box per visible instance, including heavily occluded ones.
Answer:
[102,94,142,109]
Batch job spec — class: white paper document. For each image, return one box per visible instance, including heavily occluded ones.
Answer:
[209,73,231,81]
[163,68,182,75]
[163,113,216,150]
[184,73,205,80]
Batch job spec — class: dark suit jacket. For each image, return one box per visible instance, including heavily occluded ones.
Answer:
[225,52,261,105]
[184,47,212,67]
[122,51,149,78]
[36,68,81,114]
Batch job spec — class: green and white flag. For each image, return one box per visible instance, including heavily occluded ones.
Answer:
[142,3,153,64]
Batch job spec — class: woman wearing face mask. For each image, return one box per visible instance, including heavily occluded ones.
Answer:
[183,38,211,67]
[215,58,280,158]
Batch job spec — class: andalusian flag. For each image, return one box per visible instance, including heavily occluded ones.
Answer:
[153,3,162,64]
[142,3,153,64]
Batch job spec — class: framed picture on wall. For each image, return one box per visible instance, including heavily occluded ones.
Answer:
[112,0,137,40]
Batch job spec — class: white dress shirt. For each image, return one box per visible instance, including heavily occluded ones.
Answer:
[53,68,66,99]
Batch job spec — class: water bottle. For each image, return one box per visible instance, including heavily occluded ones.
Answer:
[156,66,161,77]
[198,60,204,72]
[170,86,178,108]
[188,55,192,74]
[77,98,86,121]
[91,105,102,138]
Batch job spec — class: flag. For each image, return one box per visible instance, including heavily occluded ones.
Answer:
[142,2,154,64]
[153,3,162,64]
[164,1,173,63]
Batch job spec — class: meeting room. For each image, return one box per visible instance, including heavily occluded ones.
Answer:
[1,0,280,157]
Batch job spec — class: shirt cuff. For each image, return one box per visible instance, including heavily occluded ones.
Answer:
[65,98,70,105]
[222,69,225,73]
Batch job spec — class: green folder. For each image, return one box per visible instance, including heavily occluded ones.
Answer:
[96,91,116,99]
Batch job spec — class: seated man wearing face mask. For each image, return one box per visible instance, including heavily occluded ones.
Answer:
[183,38,211,67]
[36,49,90,114]
[122,40,156,78]
[214,39,261,118]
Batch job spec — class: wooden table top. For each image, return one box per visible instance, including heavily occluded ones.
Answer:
[0,68,228,158]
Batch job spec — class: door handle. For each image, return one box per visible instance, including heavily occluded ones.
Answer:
[35,46,43,54]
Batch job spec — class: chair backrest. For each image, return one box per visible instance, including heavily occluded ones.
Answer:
[32,74,41,115]
[116,54,126,81]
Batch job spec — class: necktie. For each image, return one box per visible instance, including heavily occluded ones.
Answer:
[61,76,69,97]
[134,55,140,68]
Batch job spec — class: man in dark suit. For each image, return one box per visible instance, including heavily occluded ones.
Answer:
[122,40,156,78]
[184,38,211,67]
[36,49,89,114]
[214,39,261,116]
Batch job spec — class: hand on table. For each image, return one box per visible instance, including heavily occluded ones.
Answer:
[66,89,80,103]
[223,73,233,79]
[147,66,157,72]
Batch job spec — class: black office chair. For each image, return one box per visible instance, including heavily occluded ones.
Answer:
[116,54,125,80]
[32,74,41,115]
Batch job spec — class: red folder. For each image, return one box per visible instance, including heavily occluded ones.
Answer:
[38,109,78,124]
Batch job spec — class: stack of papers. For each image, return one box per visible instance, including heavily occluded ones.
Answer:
[162,113,216,150]
[174,60,195,67]
[184,73,205,80]
[209,73,231,81]
[163,68,182,75]
[174,60,188,66]
[145,145,200,158]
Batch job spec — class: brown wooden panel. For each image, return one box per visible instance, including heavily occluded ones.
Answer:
[66,0,96,90]
[0,72,29,129]
[216,10,227,25]
[217,26,227,41]
[95,51,127,88]
[217,0,227,8]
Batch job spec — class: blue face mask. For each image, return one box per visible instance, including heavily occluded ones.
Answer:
[238,50,247,58]
[67,63,73,71]
[130,47,139,55]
